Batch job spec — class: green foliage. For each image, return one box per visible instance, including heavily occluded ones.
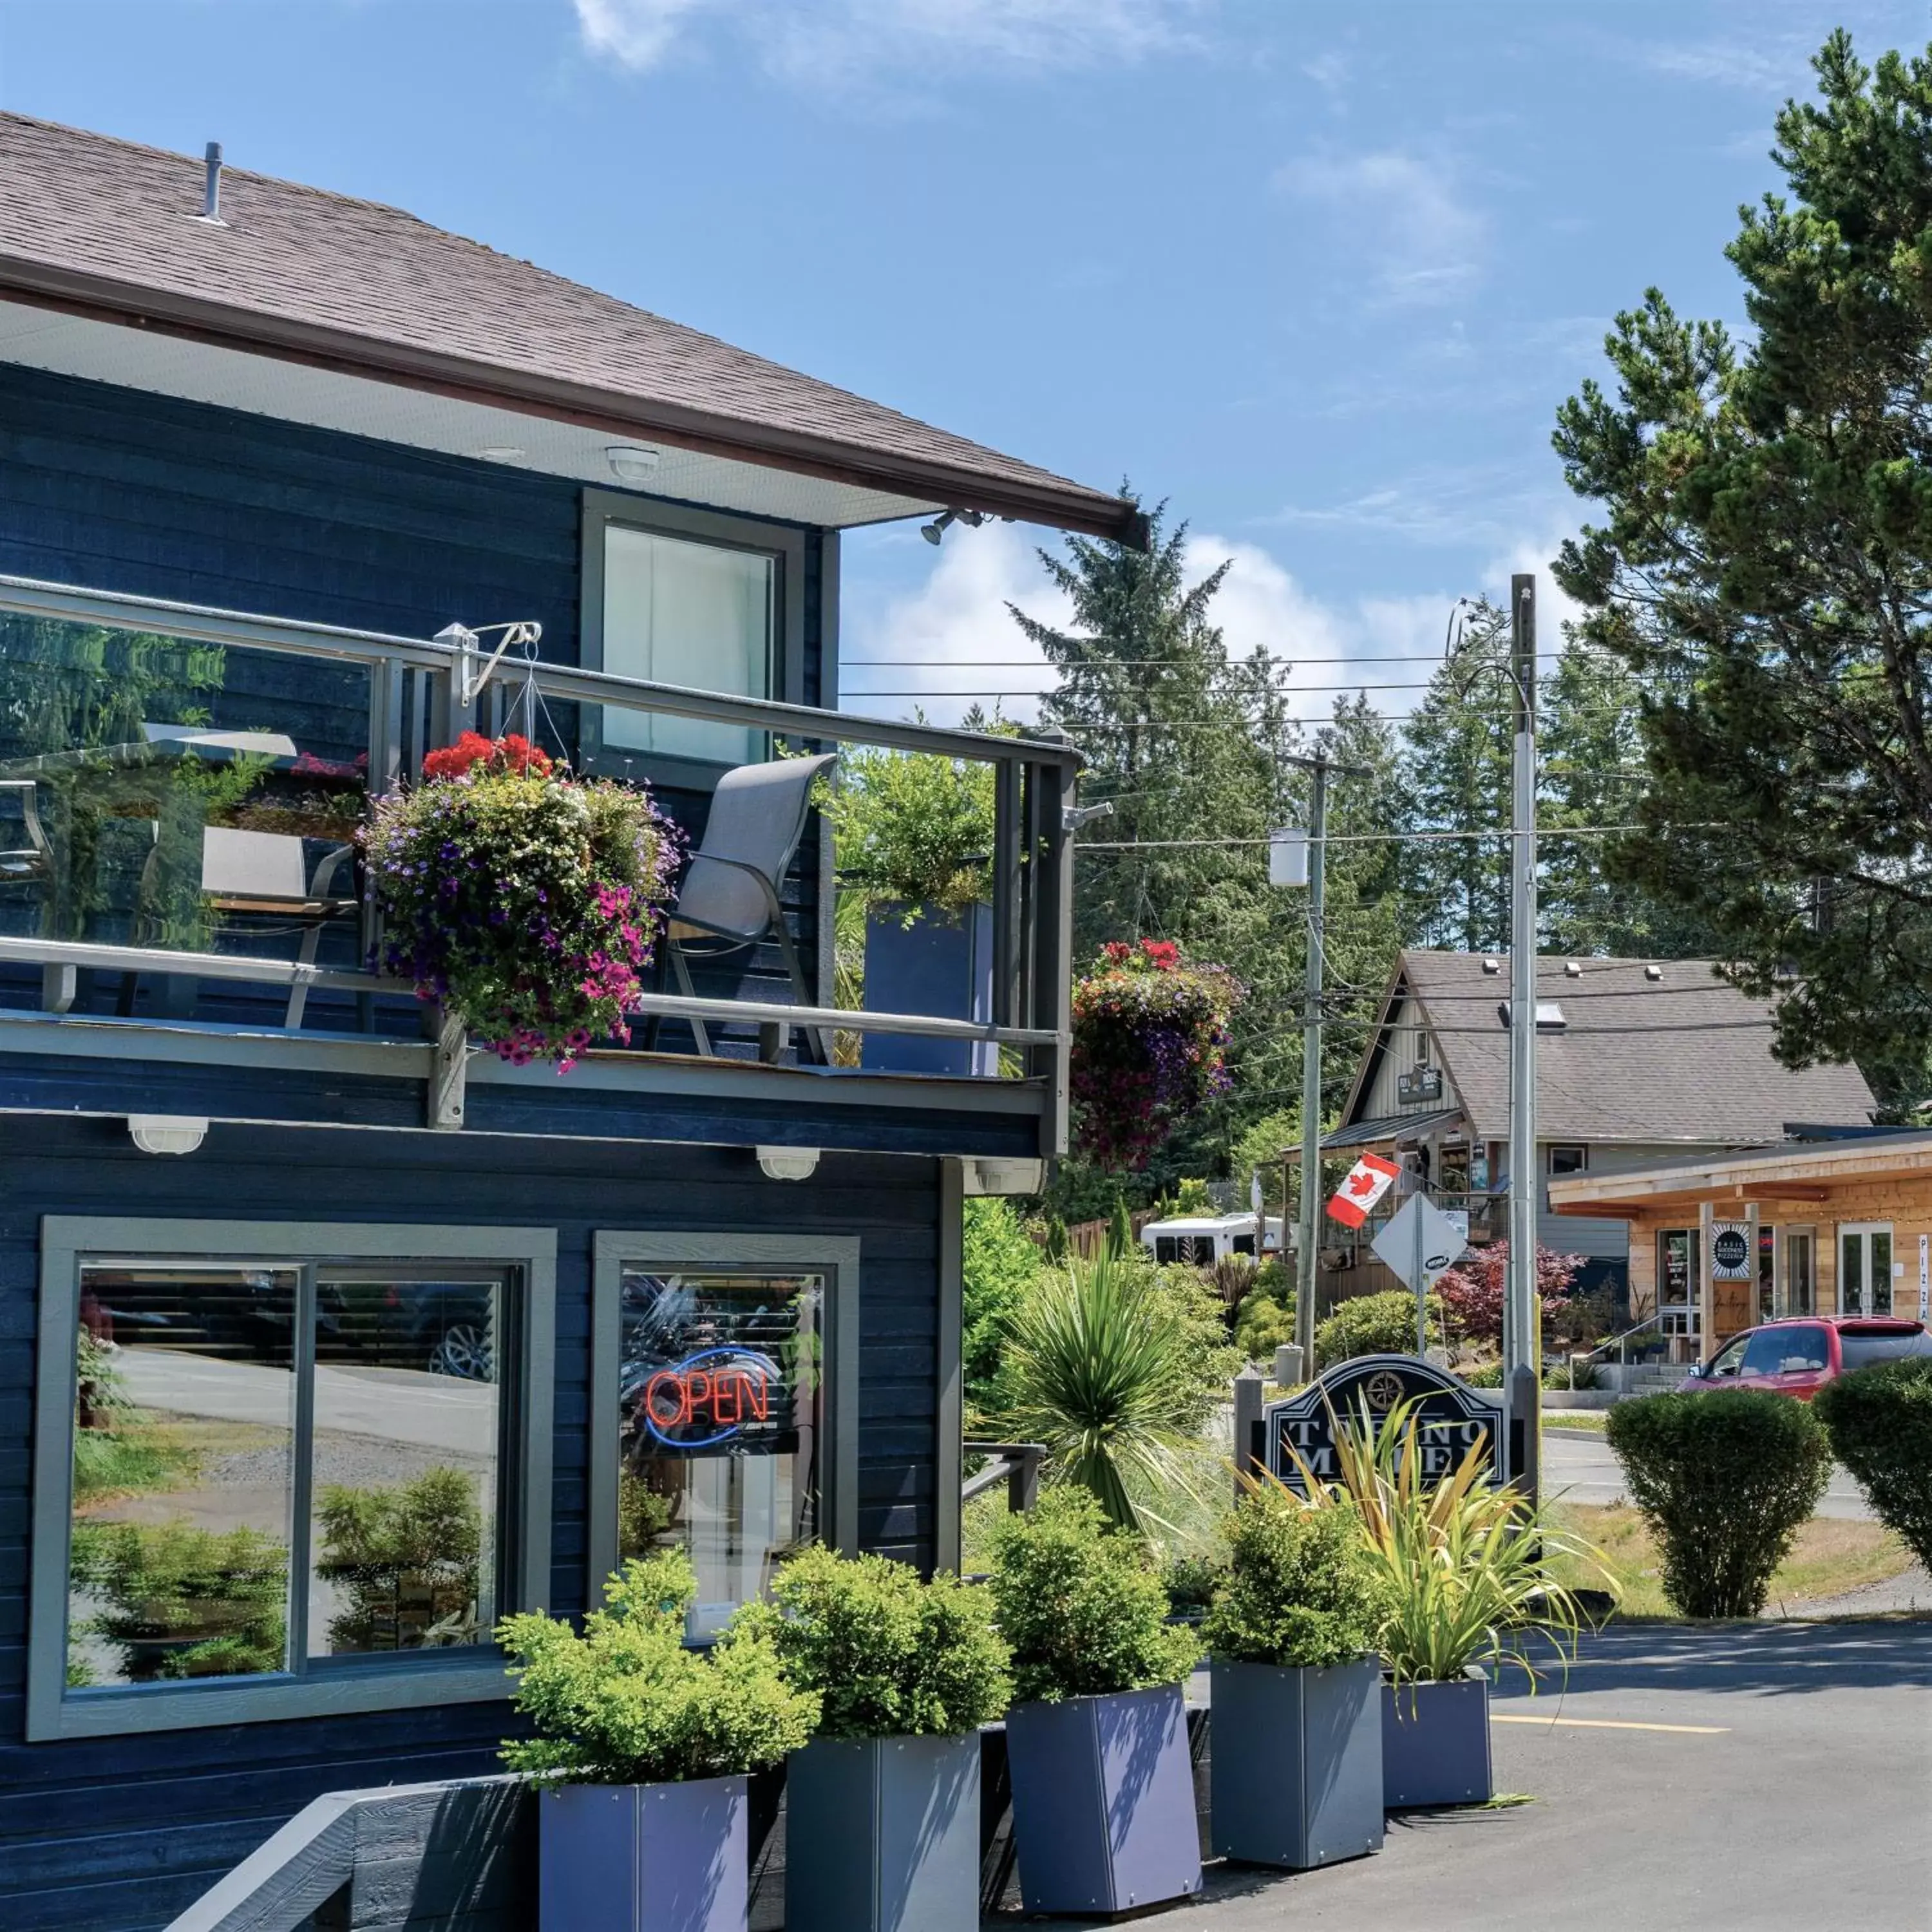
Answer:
[1552,32,1932,1101]
[1204,1483,1388,1669]
[1605,1392,1831,1617]
[818,743,995,916]
[1003,1253,1213,1534]
[71,1520,287,1680]
[497,1549,820,1786]
[987,1490,1200,1703]
[618,1472,675,1556]
[1235,1284,1297,1360]
[314,1466,482,1653]
[1160,1553,1225,1617]
[960,1197,1043,1423]
[1106,1193,1137,1261]
[1314,1290,1442,1370]
[72,1334,198,1504]
[731,1545,1010,1739]
[1148,1264,1244,1428]
[1173,1177,1213,1215]
[1230,1109,1299,1213]
[1815,1358,1932,1571]
[1289,1399,1615,1685]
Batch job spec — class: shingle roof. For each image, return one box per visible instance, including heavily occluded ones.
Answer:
[0,113,1137,540]
[1394,952,1875,1145]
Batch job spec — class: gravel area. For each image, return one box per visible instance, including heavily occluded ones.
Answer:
[1774,1561,1932,1620]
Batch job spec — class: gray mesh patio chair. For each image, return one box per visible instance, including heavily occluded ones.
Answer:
[650,752,838,1063]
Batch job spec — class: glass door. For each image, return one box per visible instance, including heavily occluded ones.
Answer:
[1783,1229,1815,1316]
[1839,1224,1893,1316]
[1658,1229,1700,1356]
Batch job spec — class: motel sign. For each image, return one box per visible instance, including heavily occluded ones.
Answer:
[1262,1353,1508,1492]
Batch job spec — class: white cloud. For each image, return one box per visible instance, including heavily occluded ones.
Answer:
[570,0,1201,82]
[1275,149,1486,308]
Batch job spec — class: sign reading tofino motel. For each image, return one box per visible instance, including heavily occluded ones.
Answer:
[1264,1354,1508,1490]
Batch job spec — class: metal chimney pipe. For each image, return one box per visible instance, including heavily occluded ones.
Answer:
[202,142,223,222]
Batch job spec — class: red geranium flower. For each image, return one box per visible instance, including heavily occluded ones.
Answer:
[422,732,553,781]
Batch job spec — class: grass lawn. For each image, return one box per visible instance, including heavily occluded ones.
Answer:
[1542,1409,1610,1434]
[1548,1502,1915,1617]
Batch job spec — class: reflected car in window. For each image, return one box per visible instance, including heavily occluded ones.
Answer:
[1681,1316,1932,1399]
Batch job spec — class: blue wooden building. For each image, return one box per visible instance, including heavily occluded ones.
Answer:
[0,114,1138,1930]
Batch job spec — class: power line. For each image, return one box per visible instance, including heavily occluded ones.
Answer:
[1075,822,1722,849]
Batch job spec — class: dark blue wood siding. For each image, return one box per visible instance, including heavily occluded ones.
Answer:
[0,1118,941,1931]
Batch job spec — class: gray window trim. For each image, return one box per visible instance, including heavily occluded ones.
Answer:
[579,489,809,788]
[587,1231,860,1607]
[934,1162,965,1576]
[29,1217,556,1741]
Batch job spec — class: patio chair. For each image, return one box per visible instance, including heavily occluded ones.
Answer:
[648,752,838,1064]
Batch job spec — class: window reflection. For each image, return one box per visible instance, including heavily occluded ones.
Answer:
[618,1269,822,1639]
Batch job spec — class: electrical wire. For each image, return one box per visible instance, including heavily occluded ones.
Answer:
[1074,823,1723,849]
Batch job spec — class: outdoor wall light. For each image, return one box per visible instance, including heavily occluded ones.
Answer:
[920,507,987,545]
[127,1115,209,1156]
[756,1145,821,1182]
[963,1157,1046,1197]
[605,444,662,486]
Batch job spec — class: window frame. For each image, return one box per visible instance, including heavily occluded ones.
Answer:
[578,490,808,789]
[586,1232,860,1615]
[28,1217,556,1741]
[1547,1145,1588,1177]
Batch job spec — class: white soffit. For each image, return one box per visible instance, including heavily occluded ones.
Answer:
[0,299,940,531]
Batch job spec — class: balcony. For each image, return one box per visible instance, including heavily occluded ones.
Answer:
[0,575,1078,1161]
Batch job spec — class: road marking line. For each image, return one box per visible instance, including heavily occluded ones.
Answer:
[1493,1714,1729,1734]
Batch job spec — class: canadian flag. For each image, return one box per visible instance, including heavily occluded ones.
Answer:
[1326,1152,1401,1229]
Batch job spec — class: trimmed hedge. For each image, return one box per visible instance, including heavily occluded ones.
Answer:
[1815,1358,1932,1571]
[1605,1391,1830,1618]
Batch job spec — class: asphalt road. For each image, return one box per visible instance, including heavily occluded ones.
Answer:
[992,1620,1932,1932]
[1542,1427,1875,1520]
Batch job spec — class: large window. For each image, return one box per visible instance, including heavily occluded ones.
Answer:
[591,1235,857,1641]
[30,1220,554,1739]
[582,497,803,773]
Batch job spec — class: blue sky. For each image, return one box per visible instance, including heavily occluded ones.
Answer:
[2,0,1926,723]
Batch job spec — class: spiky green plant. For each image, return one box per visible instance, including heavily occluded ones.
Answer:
[1002,1253,1202,1534]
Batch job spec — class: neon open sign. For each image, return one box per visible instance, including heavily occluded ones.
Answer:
[639,1347,780,1449]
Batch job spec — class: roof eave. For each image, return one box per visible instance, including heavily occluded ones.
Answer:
[0,260,1149,547]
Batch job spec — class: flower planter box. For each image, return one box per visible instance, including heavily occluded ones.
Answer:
[784,1731,980,1932]
[539,1776,747,1932]
[1381,1670,1492,1808]
[1005,1685,1202,1916]
[1208,1656,1383,1869]
[860,901,994,1078]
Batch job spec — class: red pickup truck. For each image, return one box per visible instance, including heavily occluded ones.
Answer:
[1681,1315,1932,1399]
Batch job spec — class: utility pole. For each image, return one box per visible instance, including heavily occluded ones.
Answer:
[1505,573,1540,1499]
[1278,750,1370,1377]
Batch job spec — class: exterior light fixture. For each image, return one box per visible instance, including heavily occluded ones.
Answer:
[128,1115,209,1156]
[756,1145,820,1181]
[476,446,526,463]
[963,1157,1046,1196]
[919,507,987,545]
[605,445,661,486]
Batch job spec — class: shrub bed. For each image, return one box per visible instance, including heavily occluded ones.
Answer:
[1814,1357,1932,1571]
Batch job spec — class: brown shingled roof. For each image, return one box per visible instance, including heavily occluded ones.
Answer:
[1359,951,1875,1146]
[0,112,1141,540]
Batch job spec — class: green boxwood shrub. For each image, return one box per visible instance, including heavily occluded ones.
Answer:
[1204,1484,1389,1669]
[732,1545,1010,1739]
[1235,1285,1296,1360]
[987,1489,1200,1703]
[1314,1289,1442,1370]
[1605,1391,1830,1617]
[1815,1358,1932,1570]
[497,1549,819,1785]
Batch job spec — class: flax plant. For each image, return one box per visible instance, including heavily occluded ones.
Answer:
[1284,1396,1618,1690]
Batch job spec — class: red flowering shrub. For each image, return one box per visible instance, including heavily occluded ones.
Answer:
[1070,940,1240,1171]
[1436,1242,1582,1348]
[367,739,679,1069]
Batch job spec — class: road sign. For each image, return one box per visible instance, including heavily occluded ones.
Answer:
[1371,1193,1469,1294]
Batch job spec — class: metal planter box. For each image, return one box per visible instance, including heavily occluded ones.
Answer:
[1382,1669,1493,1808]
[1208,1656,1384,1870]
[1004,1684,1203,1916]
[538,1776,748,1932]
[784,1730,981,1932]
[860,901,994,1078]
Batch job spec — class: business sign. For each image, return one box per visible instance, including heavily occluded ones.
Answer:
[638,1348,781,1450]
[1327,1153,1401,1229]
[1263,1353,1506,1492]
[1709,1221,1752,1282]
[1396,1066,1443,1104]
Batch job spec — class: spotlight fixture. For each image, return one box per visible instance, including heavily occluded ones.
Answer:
[605,444,662,486]
[919,507,987,545]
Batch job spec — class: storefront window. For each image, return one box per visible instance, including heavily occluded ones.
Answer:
[1658,1229,1699,1338]
[616,1267,824,1639]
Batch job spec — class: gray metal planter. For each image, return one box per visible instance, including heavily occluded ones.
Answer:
[1381,1669,1493,1808]
[538,1776,747,1932]
[1208,1656,1384,1869]
[1004,1685,1203,1915]
[784,1730,981,1932]
[860,900,994,1077]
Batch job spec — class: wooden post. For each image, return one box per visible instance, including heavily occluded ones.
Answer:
[1233,1366,1265,1500]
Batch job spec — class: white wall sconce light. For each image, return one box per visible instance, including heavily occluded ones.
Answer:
[128,1115,209,1156]
[757,1146,820,1182]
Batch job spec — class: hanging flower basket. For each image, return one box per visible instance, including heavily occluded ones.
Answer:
[1070,940,1240,1170]
[366,734,681,1069]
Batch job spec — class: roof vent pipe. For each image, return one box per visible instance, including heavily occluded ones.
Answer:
[202,141,223,222]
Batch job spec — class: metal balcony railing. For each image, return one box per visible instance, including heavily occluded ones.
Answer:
[0,574,1080,1139]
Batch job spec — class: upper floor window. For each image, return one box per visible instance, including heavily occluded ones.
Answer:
[1548,1146,1588,1177]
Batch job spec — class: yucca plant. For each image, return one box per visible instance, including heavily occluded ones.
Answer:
[1003,1253,1201,1535]
[1285,1396,1617,1689]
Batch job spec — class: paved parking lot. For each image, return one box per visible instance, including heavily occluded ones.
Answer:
[995,1620,1932,1931]
[1542,1429,1875,1519]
